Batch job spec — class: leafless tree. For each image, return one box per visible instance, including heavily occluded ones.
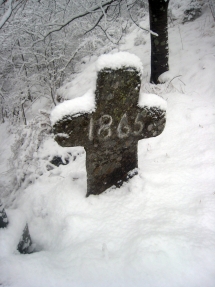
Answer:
[0,0,171,125]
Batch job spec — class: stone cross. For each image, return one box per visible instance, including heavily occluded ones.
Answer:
[52,55,166,196]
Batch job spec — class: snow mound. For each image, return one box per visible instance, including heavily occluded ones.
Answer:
[50,89,95,125]
[158,71,175,83]
[138,93,167,110]
[96,52,143,75]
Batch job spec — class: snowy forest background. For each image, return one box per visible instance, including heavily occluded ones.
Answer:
[1,0,215,286]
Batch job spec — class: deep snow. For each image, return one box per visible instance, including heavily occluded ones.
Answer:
[1,3,215,287]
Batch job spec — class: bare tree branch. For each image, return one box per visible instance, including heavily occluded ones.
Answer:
[84,5,109,35]
[42,0,118,39]
[0,0,25,29]
[125,0,158,36]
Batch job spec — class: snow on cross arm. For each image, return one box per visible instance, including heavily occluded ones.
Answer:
[50,91,163,130]
[138,93,167,110]
[50,89,96,126]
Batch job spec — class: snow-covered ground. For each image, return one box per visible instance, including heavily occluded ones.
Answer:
[1,3,215,287]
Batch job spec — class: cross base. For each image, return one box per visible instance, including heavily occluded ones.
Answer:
[86,144,138,196]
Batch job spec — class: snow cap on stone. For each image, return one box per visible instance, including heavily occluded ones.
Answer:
[50,89,95,125]
[138,93,167,110]
[96,52,143,75]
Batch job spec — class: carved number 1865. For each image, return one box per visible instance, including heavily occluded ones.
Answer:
[89,113,144,140]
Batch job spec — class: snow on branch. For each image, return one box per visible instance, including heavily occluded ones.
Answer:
[125,0,158,36]
[42,0,117,39]
[0,0,25,29]
[84,5,109,35]
[0,0,13,29]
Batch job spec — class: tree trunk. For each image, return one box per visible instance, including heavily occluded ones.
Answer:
[17,40,32,101]
[148,0,169,84]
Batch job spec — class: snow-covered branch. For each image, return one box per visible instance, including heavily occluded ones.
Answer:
[42,0,117,39]
[0,0,25,29]
[125,0,158,36]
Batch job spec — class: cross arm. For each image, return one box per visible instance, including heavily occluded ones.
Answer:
[133,106,166,140]
[53,113,91,147]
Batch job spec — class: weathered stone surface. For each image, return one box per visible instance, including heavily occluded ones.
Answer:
[53,67,166,196]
